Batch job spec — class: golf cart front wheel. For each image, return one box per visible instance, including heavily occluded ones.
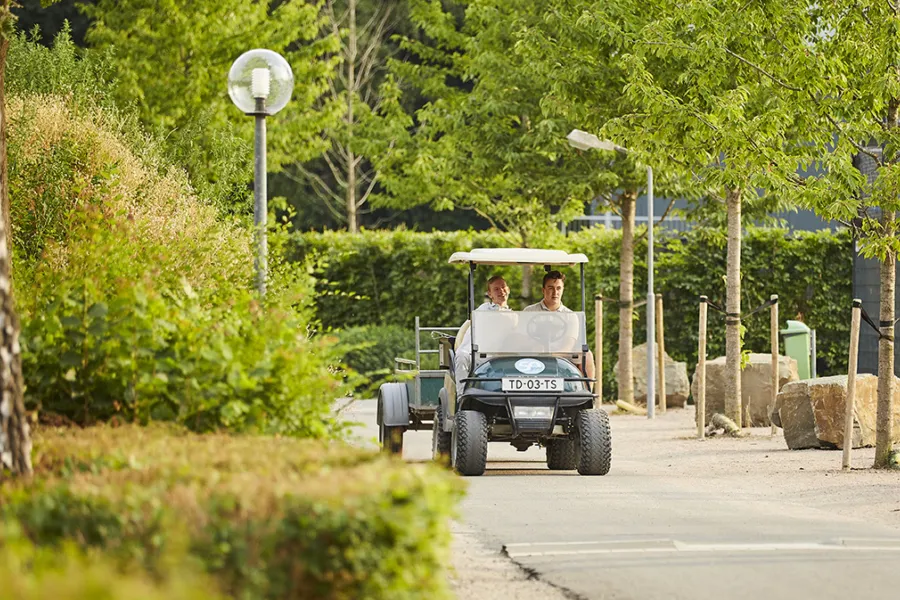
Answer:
[574,408,612,476]
[452,410,488,476]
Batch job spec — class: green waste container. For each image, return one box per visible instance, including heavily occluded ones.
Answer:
[781,320,811,380]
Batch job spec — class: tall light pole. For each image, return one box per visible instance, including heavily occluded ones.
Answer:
[228,49,294,295]
[566,129,656,419]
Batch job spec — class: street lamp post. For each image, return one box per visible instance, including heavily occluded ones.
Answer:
[228,49,294,295]
[566,129,656,419]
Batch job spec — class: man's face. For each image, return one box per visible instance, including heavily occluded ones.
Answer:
[488,279,510,306]
[542,278,564,309]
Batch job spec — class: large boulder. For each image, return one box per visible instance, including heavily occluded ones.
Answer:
[690,353,799,427]
[614,343,690,407]
[774,374,900,450]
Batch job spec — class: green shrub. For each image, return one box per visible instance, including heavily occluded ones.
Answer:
[292,227,853,400]
[1,525,222,600]
[9,87,347,436]
[19,209,347,437]
[2,425,463,600]
[6,26,251,216]
[333,325,417,393]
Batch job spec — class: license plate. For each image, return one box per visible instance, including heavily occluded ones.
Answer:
[501,377,563,392]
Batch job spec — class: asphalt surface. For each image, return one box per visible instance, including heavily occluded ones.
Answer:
[341,399,900,600]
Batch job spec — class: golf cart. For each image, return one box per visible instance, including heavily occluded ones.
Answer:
[376,247,611,477]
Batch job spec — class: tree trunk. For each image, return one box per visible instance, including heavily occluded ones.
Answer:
[724,187,742,428]
[346,0,359,233]
[875,214,895,468]
[521,264,532,303]
[617,191,636,404]
[0,29,32,478]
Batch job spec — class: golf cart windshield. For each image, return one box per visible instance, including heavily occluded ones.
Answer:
[471,311,587,355]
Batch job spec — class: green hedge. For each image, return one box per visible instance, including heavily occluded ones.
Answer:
[2,425,463,600]
[1,525,222,600]
[333,325,418,393]
[292,227,852,399]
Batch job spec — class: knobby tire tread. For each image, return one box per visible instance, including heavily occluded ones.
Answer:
[576,409,612,476]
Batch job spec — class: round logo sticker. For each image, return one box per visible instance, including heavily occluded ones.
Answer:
[514,358,546,375]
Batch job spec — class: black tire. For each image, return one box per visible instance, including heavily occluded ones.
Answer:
[432,404,452,465]
[546,439,576,470]
[574,409,612,476]
[452,410,488,476]
[380,420,404,455]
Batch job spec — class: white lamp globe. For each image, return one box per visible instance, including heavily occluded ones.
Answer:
[228,49,294,115]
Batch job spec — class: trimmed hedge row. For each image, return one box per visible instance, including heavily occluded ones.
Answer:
[292,227,852,398]
[1,425,463,600]
[1,526,222,600]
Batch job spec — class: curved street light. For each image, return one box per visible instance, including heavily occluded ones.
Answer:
[228,49,294,295]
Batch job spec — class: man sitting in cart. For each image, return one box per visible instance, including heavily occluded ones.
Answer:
[523,270,571,313]
[524,270,595,379]
[477,275,512,311]
[454,275,511,388]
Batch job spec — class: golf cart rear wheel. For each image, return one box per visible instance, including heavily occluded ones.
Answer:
[380,421,404,455]
[432,403,452,465]
[574,409,612,476]
[452,410,488,476]
[546,438,576,470]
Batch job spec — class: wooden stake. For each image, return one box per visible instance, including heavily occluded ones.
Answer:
[656,294,666,414]
[770,294,779,435]
[698,296,708,439]
[594,294,603,409]
[842,300,862,471]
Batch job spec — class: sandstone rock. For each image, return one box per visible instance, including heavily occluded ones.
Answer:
[690,353,799,427]
[774,374,900,450]
[614,343,690,408]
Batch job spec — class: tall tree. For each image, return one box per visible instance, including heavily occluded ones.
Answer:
[286,0,403,232]
[0,0,32,478]
[370,0,611,301]
[753,0,900,466]
[603,0,806,427]
[82,0,341,212]
[516,0,694,405]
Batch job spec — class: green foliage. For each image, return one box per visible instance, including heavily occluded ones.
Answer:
[8,83,349,436]
[369,0,613,245]
[333,325,417,392]
[6,23,116,108]
[13,179,345,437]
[81,0,341,213]
[1,524,222,600]
[2,425,463,600]
[5,26,251,216]
[293,227,853,399]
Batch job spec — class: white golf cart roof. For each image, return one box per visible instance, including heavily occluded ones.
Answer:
[448,248,588,266]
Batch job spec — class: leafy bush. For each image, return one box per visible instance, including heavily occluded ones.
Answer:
[292,227,853,399]
[333,325,417,392]
[1,525,222,600]
[2,425,463,600]
[6,26,251,216]
[9,76,347,435]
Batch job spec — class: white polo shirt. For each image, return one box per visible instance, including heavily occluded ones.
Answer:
[523,300,573,313]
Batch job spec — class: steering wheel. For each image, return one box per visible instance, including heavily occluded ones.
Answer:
[525,312,568,345]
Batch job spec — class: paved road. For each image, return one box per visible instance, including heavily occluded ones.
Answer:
[342,399,900,600]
